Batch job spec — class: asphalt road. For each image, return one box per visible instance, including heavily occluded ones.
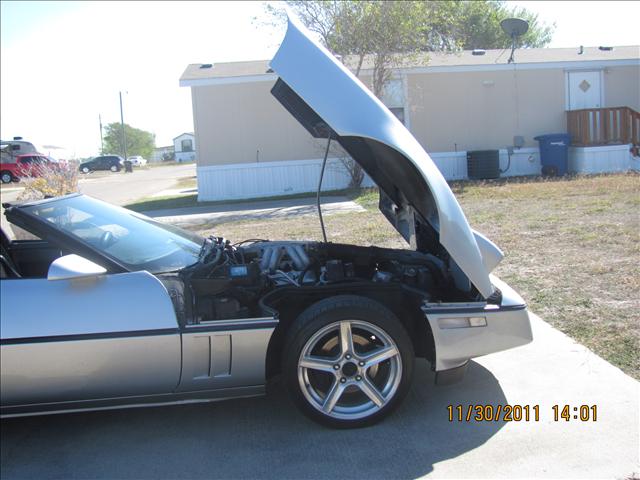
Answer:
[1,314,638,479]
[0,163,195,206]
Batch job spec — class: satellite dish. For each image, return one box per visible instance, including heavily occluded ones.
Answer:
[500,18,529,64]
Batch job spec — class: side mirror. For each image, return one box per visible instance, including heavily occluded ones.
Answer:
[47,254,106,281]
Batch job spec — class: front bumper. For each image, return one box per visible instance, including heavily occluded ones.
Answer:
[424,275,533,379]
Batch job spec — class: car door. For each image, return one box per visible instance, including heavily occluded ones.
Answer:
[95,156,108,170]
[0,267,182,409]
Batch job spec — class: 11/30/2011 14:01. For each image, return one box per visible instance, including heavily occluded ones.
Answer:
[447,404,598,422]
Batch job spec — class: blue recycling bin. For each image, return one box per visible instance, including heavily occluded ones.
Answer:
[534,133,571,176]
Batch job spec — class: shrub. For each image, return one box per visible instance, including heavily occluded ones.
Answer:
[18,160,80,201]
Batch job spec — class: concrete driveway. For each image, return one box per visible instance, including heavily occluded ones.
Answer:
[0,163,196,237]
[146,195,365,229]
[1,314,637,479]
[0,163,195,206]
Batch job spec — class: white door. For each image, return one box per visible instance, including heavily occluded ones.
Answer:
[568,71,602,110]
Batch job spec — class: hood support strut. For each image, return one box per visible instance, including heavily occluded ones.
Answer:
[316,133,332,243]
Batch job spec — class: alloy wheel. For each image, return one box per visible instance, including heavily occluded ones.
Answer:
[297,319,402,421]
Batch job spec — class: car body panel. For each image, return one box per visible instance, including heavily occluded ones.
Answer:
[79,155,123,172]
[269,14,495,298]
[127,155,147,166]
[1,335,180,406]
[423,275,532,371]
[0,270,181,406]
[177,318,278,392]
[0,154,56,181]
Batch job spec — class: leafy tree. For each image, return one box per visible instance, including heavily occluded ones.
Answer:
[102,123,155,159]
[454,1,554,49]
[266,1,554,94]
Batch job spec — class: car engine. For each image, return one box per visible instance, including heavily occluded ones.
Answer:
[179,236,457,324]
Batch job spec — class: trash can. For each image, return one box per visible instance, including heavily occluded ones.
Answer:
[124,160,133,173]
[534,133,571,176]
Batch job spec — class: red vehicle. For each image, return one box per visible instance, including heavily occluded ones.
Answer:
[0,154,58,184]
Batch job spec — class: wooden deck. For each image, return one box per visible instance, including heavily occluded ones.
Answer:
[567,106,640,148]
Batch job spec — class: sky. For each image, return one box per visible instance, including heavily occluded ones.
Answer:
[1,1,639,159]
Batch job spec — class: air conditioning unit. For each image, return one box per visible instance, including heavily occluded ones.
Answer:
[466,150,500,180]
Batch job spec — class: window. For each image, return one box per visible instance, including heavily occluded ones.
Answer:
[181,139,193,152]
[24,196,202,273]
[381,78,406,126]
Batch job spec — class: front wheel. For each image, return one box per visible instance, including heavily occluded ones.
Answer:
[110,165,119,172]
[282,295,414,428]
[1,171,13,184]
[81,166,90,174]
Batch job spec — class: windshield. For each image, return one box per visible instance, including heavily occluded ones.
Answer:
[21,195,203,273]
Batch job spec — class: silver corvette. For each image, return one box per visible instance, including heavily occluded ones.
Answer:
[0,15,532,428]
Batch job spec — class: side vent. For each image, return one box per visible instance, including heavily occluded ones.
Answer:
[466,150,500,180]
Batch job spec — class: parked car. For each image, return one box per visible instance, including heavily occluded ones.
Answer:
[0,154,58,183]
[78,155,123,173]
[127,155,148,167]
[0,15,532,428]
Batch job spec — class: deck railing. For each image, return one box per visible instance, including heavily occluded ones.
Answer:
[566,106,640,147]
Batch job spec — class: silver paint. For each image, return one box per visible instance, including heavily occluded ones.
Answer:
[46,254,107,281]
[424,276,533,371]
[1,335,181,405]
[177,319,277,392]
[0,270,178,339]
[1,270,180,406]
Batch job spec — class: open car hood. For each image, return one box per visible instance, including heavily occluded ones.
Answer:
[269,14,501,298]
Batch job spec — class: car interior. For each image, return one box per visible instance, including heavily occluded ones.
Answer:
[0,227,66,279]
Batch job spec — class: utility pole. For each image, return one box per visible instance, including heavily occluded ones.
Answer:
[119,91,127,164]
[99,114,104,153]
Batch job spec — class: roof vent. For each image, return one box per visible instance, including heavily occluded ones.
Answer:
[598,46,613,51]
[578,45,584,55]
[13,136,23,140]
[472,49,486,56]
[199,63,213,69]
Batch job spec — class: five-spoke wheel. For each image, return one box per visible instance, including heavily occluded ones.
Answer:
[283,295,413,428]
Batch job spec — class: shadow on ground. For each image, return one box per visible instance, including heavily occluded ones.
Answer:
[0,361,507,479]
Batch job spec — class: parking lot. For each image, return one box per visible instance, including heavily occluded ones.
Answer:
[0,163,195,206]
[1,315,637,479]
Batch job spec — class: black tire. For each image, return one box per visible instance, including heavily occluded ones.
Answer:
[1,171,13,184]
[282,295,414,428]
[110,165,119,172]
[81,166,90,174]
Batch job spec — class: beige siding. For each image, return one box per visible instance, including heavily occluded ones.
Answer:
[604,65,640,110]
[193,63,640,167]
[193,81,320,167]
[407,68,566,151]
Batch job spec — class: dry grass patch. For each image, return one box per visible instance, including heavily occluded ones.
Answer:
[185,173,640,378]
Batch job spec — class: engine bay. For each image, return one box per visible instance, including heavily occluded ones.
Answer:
[170,236,485,325]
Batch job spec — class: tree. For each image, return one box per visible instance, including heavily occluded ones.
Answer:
[268,1,554,92]
[453,1,554,50]
[102,123,155,159]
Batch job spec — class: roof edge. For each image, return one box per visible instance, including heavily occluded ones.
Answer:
[180,57,639,88]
